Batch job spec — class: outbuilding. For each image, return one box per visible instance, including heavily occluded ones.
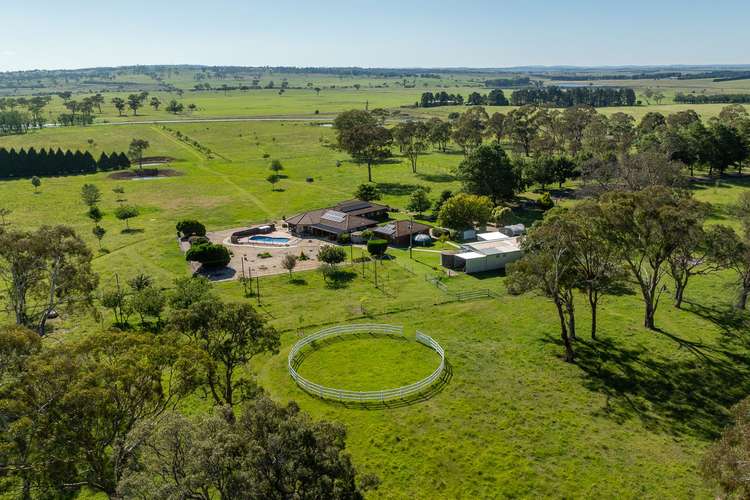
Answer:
[441,237,523,274]
[373,220,431,246]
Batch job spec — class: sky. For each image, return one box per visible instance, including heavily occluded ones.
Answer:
[2,0,749,71]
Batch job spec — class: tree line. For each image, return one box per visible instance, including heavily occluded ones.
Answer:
[674,92,750,104]
[0,147,130,178]
[510,86,636,107]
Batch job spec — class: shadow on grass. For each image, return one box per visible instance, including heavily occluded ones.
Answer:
[416,172,455,183]
[540,324,750,439]
[323,269,356,289]
[121,228,145,234]
[376,182,422,196]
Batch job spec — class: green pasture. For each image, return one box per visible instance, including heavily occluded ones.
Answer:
[2,108,750,497]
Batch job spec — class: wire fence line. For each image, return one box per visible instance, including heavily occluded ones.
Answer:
[288,324,446,403]
[424,275,499,301]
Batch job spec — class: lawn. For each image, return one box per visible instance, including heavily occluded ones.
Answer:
[2,106,749,498]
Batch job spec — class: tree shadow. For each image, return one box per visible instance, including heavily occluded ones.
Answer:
[376,182,421,196]
[289,277,307,285]
[547,330,750,439]
[121,228,145,234]
[324,269,357,289]
[416,172,455,183]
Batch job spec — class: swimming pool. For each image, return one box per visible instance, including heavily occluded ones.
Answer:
[248,235,290,245]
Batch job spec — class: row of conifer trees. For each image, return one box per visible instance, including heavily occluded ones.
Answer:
[0,147,130,178]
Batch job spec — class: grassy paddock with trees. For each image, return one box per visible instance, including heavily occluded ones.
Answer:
[2,82,750,497]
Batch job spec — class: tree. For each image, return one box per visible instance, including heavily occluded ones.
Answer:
[438,193,494,231]
[281,254,297,278]
[367,239,389,259]
[269,159,284,173]
[667,224,730,308]
[486,112,506,143]
[0,225,98,334]
[80,183,101,208]
[266,173,281,190]
[91,92,104,113]
[169,275,214,310]
[455,143,520,203]
[559,203,626,338]
[560,105,596,156]
[504,105,540,156]
[393,120,429,173]
[118,398,367,499]
[491,205,512,227]
[452,107,488,156]
[318,245,347,267]
[176,219,207,238]
[92,225,106,249]
[170,300,280,407]
[353,183,381,201]
[407,186,432,215]
[506,217,578,362]
[127,93,144,115]
[111,97,126,116]
[701,397,750,498]
[115,204,140,230]
[165,99,184,114]
[428,117,451,152]
[149,96,161,110]
[618,151,686,191]
[131,285,166,326]
[598,187,707,329]
[31,175,40,193]
[128,138,150,170]
[333,110,392,182]
[0,330,195,497]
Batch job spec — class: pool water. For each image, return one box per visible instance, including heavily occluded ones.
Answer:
[248,235,290,245]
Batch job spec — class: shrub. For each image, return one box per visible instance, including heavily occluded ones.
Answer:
[360,230,374,241]
[367,239,389,258]
[537,192,554,210]
[257,252,272,259]
[337,232,351,244]
[176,219,206,238]
[186,243,231,267]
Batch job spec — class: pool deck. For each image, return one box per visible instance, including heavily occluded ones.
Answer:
[186,226,337,280]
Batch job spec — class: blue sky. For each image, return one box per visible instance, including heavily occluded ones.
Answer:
[2,0,748,71]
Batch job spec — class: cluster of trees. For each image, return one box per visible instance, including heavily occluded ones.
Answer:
[510,86,636,107]
[0,147,130,178]
[674,92,750,104]
[56,92,105,127]
[0,96,52,134]
[418,89,510,107]
[507,185,750,362]
[0,255,371,498]
[418,91,465,107]
[111,91,150,116]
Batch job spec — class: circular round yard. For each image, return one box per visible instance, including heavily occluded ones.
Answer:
[296,335,441,392]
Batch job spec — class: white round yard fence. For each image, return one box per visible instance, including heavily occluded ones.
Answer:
[288,324,446,403]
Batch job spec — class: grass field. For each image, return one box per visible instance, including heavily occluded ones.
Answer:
[2,90,750,498]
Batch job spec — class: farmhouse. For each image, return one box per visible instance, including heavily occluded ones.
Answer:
[373,220,431,246]
[441,236,523,274]
[285,199,389,239]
